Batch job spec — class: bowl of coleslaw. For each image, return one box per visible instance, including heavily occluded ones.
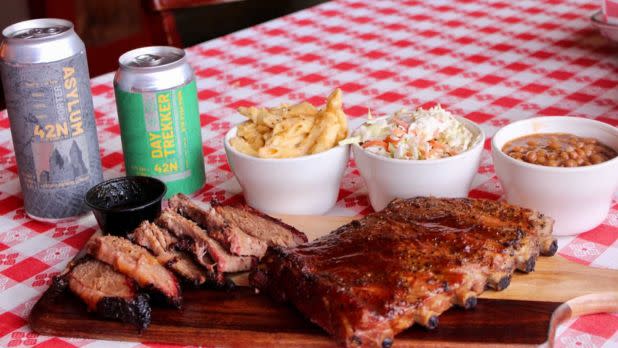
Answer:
[344,105,484,211]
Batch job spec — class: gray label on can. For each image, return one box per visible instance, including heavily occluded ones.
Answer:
[1,52,103,219]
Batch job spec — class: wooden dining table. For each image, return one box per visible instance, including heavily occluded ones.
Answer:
[0,0,616,347]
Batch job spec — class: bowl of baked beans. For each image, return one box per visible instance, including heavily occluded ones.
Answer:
[492,116,618,236]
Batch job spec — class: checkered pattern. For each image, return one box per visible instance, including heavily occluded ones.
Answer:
[0,0,616,347]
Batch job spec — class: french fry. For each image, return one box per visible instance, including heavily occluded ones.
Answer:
[237,121,265,150]
[229,137,259,156]
[325,88,348,141]
[232,89,348,158]
[287,101,319,117]
[272,116,315,137]
[310,111,340,154]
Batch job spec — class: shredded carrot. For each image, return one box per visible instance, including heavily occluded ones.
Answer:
[429,140,446,149]
[362,140,388,150]
[385,135,400,146]
[392,128,406,137]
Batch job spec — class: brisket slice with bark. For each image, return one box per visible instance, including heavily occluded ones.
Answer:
[168,194,267,257]
[156,210,257,275]
[129,221,211,286]
[52,259,151,330]
[87,235,182,307]
[212,201,307,248]
[250,197,555,348]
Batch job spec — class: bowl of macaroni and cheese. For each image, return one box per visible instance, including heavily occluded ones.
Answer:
[344,105,484,211]
[224,89,350,215]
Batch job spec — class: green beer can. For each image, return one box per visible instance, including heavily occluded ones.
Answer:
[114,46,205,197]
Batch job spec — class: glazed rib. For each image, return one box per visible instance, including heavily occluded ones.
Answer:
[129,221,211,286]
[251,197,555,348]
[168,194,268,257]
[156,210,257,274]
[87,235,182,307]
[53,259,151,330]
[383,197,557,270]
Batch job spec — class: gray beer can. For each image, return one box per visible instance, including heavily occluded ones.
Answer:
[0,18,103,221]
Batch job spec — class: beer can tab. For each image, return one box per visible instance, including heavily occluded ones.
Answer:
[11,26,69,39]
[135,54,162,66]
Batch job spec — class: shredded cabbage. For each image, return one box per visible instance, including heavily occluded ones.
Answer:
[343,105,477,160]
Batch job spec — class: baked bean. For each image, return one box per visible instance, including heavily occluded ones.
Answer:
[548,142,561,151]
[502,133,617,167]
[576,148,585,157]
[547,159,559,167]
[590,153,605,164]
[509,151,523,160]
[577,157,585,166]
[525,151,537,163]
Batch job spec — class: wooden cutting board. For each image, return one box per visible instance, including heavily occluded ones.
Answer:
[30,215,618,347]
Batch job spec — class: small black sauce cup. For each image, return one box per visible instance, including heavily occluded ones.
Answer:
[85,176,167,236]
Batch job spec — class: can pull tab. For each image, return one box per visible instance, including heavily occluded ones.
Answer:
[11,26,68,39]
[135,54,162,66]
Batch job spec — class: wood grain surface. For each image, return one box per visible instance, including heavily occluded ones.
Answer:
[30,287,561,347]
[29,215,618,347]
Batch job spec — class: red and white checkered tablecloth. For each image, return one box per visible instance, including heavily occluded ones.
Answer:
[0,0,617,347]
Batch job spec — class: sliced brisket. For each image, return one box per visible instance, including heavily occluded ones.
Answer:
[168,194,267,257]
[57,259,151,330]
[156,210,257,274]
[129,221,211,286]
[212,202,307,248]
[87,235,182,307]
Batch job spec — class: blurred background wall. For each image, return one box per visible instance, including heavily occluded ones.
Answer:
[4,0,329,75]
[0,2,30,31]
[0,0,329,107]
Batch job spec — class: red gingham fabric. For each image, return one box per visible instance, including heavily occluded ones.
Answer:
[1,0,617,347]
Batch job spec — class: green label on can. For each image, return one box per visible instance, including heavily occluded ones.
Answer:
[115,80,205,197]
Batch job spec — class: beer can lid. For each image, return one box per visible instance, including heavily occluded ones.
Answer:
[119,46,186,70]
[3,18,72,40]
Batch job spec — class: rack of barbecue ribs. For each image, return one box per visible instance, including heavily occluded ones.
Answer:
[53,194,307,330]
[250,197,557,348]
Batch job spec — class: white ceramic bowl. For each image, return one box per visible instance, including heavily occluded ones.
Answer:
[591,10,618,42]
[224,127,350,215]
[492,116,618,236]
[352,117,485,211]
